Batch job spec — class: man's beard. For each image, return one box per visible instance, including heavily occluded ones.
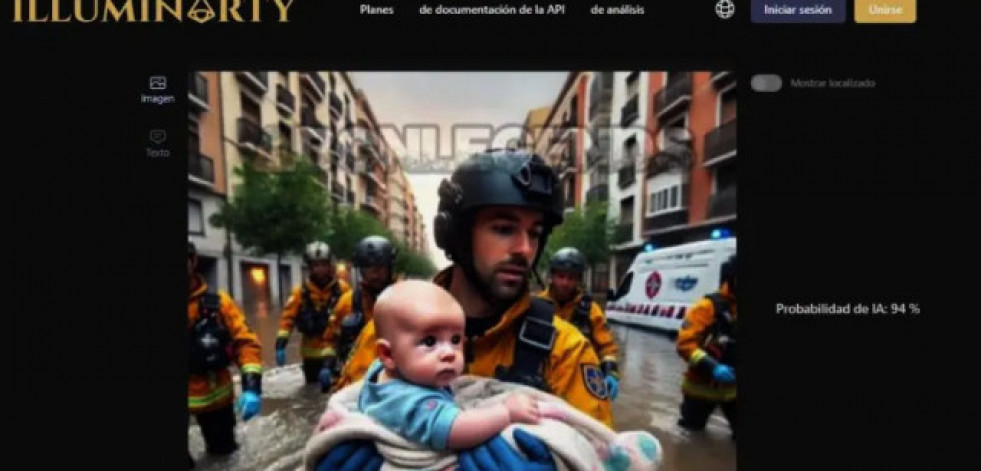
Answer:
[550,285,576,304]
[311,273,332,286]
[478,257,531,307]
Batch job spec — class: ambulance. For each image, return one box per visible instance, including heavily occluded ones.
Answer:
[605,236,736,333]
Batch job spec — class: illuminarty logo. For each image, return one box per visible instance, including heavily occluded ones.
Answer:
[674,276,697,291]
[645,271,662,299]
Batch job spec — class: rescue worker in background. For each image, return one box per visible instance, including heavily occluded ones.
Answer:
[316,150,612,471]
[536,247,621,401]
[318,235,398,390]
[675,253,737,439]
[187,242,262,468]
[275,241,351,386]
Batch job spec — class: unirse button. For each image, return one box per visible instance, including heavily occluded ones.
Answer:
[854,0,916,23]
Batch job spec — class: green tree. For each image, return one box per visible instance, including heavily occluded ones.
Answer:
[322,206,438,280]
[321,205,391,261]
[536,201,616,277]
[394,240,438,279]
[210,155,331,305]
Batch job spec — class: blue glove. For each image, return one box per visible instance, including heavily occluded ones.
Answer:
[315,440,383,471]
[605,375,620,401]
[236,391,261,421]
[318,367,333,392]
[275,348,286,366]
[458,428,556,471]
[713,364,735,383]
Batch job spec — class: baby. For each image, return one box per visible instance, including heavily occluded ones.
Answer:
[357,279,542,450]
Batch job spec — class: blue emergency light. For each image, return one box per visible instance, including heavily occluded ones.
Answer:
[643,243,657,252]
[711,228,731,239]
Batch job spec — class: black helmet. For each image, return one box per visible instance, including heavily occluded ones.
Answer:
[720,254,736,291]
[435,150,563,258]
[434,149,564,304]
[354,236,397,268]
[550,247,586,275]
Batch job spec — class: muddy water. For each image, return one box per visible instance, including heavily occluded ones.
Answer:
[189,301,736,471]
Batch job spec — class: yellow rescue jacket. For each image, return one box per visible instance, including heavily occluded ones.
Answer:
[278,278,351,359]
[334,267,614,427]
[676,282,737,402]
[187,277,262,413]
[322,284,378,363]
[535,288,620,367]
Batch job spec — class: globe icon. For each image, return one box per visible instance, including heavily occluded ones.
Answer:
[715,0,735,19]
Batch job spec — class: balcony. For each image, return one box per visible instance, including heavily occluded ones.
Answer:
[706,186,737,220]
[331,182,345,202]
[643,210,688,234]
[711,70,735,89]
[618,163,636,188]
[361,195,383,215]
[620,95,639,127]
[646,149,691,177]
[329,92,343,121]
[655,72,692,120]
[236,71,268,94]
[589,72,614,120]
[188,151,215,186]
[587,146,608,168]
[236,118,273,157]
[703,120,737,167]
[301,108,325,143]
[301,72,326,101]
[312,165,329,188]
[188,73,209,112]
[276,84,295,115]
[586,184,609,205]
[613,223,634,244]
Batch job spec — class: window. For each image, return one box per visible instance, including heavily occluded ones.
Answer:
[648,183,687,216]
[657,113,688,149]
[279,123,292,153]
[626,71,640,98]
[613,271,634,300]
[714,161,736,193]
[241,94,261,122]
[188,199,204,235]
[719,86,737,125]
[622,136,638,166]
[188,121,200,156]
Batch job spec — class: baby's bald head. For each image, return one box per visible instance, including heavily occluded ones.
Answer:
[374,280,465,342]
[374,280,467,387]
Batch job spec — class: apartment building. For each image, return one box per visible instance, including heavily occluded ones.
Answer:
[188,71,232,293]
[354,91,389,224]
[327,72,359,208]
[214,71,303,306]
[387,157,409,244]
[600,71,737,285]
[582,71,615,294]
[534,72,588,215]
[606,71,651,283]
[520,106,551,152]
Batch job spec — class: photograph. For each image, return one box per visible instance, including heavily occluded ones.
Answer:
[186,70,737,471]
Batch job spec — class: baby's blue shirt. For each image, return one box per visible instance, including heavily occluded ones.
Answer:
[358,359,461,450]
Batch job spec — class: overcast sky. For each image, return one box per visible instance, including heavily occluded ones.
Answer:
[348,72,568,268]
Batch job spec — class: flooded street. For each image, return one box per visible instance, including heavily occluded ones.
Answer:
[190,302,735,471]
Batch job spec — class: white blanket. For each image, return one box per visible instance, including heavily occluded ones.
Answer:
[301,375,662,471]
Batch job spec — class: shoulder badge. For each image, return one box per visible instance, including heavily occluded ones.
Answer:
[581,364,609,400]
